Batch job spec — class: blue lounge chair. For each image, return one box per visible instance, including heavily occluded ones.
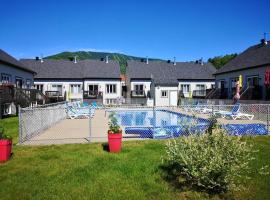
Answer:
[66,106,94,119]
[214,104,254,120]
[91,101,103,109]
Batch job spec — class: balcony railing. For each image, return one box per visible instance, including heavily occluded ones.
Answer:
[45,91,62,97]
[192,90,206,98]
[131,90,146,98]
[83,91,103,99]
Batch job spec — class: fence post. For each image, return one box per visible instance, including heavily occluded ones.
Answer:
[267,105,269,135]
[88,106,92,142]
[18,106,22,144]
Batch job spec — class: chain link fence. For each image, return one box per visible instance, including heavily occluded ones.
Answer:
[18,101,270,145]
[100,104,269,140]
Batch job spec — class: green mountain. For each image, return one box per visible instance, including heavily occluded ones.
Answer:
[208,53,237,69]
[45,51,162,74]
[46,51,236,73]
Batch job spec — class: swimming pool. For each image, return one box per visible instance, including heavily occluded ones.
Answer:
[108,109,268,138]
[108,109,210,138]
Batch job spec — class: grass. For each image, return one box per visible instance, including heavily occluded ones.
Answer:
[0,117,270,200]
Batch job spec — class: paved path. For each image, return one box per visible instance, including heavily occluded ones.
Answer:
[23,110,142,145]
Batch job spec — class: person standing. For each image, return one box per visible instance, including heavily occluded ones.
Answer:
[233,81,241,104]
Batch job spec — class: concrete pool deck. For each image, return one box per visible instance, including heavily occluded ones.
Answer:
[22,108,268,145]
[23,110,144,145]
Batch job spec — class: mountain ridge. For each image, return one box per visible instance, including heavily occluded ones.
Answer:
[45,51,237,73]
[45,51,162,74]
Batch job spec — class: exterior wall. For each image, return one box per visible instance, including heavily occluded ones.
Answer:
[215,65,269,99]
[34,80,83,100]
[34,79,122,104]
[84,79,121,104]
[178,80,215,98]
[129,80,215,106]
[0,62,34,88]
[155,86,178,106]
[130,80,151,96]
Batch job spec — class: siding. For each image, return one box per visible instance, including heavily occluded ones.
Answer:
[215,65,269,99]
[0,63,34,88]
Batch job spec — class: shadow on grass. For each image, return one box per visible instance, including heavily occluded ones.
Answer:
[102,143,109,152]
[159,164,229,199]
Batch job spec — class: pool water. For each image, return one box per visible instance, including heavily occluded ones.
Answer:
[108,109,268,138]
[110,109,210,138]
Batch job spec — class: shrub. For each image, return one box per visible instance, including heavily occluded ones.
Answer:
[0,126,12,140]
[164,126,255,192]
[108,112,122,134]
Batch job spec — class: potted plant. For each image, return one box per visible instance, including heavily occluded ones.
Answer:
[108,112,122,153]
[0,126,12,162]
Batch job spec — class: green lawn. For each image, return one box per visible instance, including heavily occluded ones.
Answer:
[0,116,19,144]
[0,117,270,200]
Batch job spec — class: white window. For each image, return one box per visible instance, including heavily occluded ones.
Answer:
[196,84,206,90]
[106,84,117,94]
[88,84,99,95]
[26,79,31,89]
[1,74,11,84]
[218,80,226,89]
[247,76,259,87]
[134,84,144,96]
[35,84,44,92]
[230,77,239,88]
[70,84,82,94]
[51,84,62,96]
[161,90,168,98]
[180,84,190,93]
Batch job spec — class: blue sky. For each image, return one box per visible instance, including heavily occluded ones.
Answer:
[0,0,269,61]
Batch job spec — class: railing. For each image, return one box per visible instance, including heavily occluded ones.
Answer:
[83,91,103,99]
[131,90,146,98]
[241,86,263,100]
[206,88,228,99]
[45,91,62,97]
[192,90,206,98]
[122,98,147,105]
[0,85,14,104]
[16,88,47,104]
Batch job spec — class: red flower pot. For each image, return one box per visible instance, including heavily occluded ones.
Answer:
[0,139,12,162]
[108,132,122,153]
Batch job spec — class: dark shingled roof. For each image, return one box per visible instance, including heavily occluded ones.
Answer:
[0,49,36,74]
[153,78,179,86]
[20,59,121,79]
[127,60,216,84]
[215,41,270,75]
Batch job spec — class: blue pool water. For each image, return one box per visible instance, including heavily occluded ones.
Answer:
[108,109,268,138]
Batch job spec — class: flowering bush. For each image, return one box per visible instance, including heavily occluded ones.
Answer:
[108,112,122,134]
[164,126,255,192]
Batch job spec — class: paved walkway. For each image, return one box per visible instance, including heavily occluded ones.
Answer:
[23,110,142,145]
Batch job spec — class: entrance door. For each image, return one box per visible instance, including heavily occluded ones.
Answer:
[169,91,178,106]
[247,76,259,87]
[16,78,23,88]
